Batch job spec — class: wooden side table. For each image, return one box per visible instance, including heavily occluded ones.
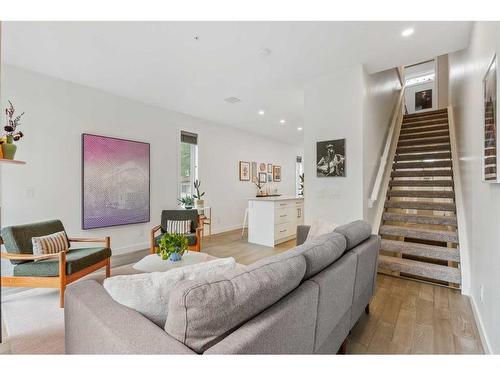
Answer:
[197,206,212,237]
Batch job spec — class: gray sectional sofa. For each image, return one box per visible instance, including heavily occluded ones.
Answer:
[65,220,380,354]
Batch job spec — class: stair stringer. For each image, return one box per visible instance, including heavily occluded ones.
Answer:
[447,105,471,295]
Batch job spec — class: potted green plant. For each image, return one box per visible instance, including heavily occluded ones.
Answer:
[1,101,25,160]
[157,232,188,262]
[178,195,195,209]
[193,179,205,208]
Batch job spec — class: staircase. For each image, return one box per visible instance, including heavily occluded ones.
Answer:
[378,108,462,288]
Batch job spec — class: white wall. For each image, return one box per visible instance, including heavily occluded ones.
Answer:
[437,54,449,108]
[303,64,401,228]
[0,65,301,273]
[362,67,402,225]
[448,21,500,354]
[303,65,364,225]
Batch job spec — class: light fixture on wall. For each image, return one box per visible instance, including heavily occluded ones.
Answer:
[401,28,414,37]
[258,110,265,115]
[297,127,303,131]
[280,119,286,124]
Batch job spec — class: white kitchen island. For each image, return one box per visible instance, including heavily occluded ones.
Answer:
[248,196,304,247]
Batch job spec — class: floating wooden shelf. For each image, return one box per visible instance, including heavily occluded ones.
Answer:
[0,158,26,165]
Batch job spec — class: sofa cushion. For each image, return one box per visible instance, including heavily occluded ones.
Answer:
[155,233,197,247]
[164,252,306,353]
[334,220,372,250]
[13,247,111,277]
[103,257,236,327]
[295,232,347,279]
[1,220,70,264]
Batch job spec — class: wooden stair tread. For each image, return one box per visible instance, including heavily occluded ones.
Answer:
[391,170,453,177]
[395,152,451,161]
[380,224,458,243]
[402,119,449,129]
[385,200,456,212]
[389,180,454,187]
[378,255,461,284]
[398,136,450,147]
[387,190,454,198]
[399,130,449,141]
[383,212,457,226]
[404,113,448,123]
[400,125,449,135]
[396,144,451,154]
[403,109,447,118]
[393,160,452,169]
[381,239,460,262]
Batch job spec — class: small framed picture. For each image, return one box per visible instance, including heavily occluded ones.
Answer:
[259,163,267,172]
[251,162,258,182]
[239,161,250,181]
[273,165,281,182]
[258,172,267,183]
[267,163,273,173]
[267,173,272,182]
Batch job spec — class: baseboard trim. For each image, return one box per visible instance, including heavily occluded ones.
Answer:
[470,295,493,354]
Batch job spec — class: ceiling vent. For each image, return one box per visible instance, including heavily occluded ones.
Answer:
[224,96,242,104]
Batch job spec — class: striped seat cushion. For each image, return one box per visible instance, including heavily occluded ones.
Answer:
[166,220,192,234]
[32,231,69,260]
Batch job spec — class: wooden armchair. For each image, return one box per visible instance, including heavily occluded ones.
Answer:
[0,220,111,307]
[150,209,203,254]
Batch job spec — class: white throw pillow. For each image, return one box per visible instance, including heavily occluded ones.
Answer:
[305,219,338,242]
[103,257,236,327]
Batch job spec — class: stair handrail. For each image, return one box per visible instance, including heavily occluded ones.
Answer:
[368,86,406,210]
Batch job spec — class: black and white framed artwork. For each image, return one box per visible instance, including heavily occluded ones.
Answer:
[316,139,346,177]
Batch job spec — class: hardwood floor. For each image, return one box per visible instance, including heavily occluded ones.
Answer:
[347,274,484,354]
[0,229,483,355]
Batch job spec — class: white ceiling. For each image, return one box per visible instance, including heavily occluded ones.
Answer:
[1,22,472,145]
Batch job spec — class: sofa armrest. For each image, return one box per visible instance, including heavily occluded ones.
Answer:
[296,225,311,246]
[65,280,195,354]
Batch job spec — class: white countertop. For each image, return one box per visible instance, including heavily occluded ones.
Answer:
[248,196,304,202]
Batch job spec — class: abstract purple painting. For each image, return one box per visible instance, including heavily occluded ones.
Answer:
[82,134,150,229]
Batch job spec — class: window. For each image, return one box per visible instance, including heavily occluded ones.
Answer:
[296,156,304,196]
[179,131,198,198]
[405,73,435,87]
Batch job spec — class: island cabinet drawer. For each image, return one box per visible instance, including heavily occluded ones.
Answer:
[275,207,295,224]
[275,201,294,209]
[275,222,294,240]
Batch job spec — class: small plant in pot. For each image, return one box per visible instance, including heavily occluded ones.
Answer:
[157,233,188,262]
[193,179,205,207]
[178,195,195,209]
[1,101,25,160]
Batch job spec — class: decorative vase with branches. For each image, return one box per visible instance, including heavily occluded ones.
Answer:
[1,101,25,160]
[193,179,205,207]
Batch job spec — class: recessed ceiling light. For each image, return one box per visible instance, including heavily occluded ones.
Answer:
[280,119,286,124]
[258,110,265,115]
[401,28,414,37]
[224,96,242,104]
[297,127,303,131]
[258,48,272,57]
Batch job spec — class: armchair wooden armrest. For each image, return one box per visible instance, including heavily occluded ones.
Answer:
[68,237,111,248]
[0,251,62,262]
